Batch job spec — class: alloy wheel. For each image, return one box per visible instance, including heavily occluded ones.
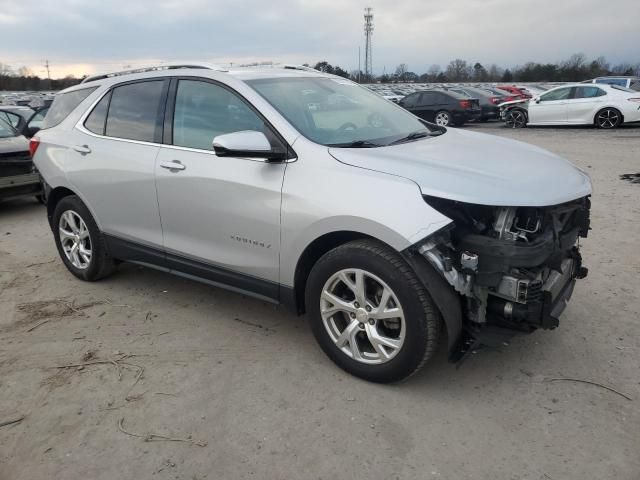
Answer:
[320,268,405,365]
[435,112,450,126]
[59,210,92,269]
[505,110,527,128]
[596,109,620,129]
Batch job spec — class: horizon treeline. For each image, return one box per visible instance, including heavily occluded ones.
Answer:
[1,53,639,91]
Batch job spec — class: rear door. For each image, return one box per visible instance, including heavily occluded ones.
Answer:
[566,86,606,123]
[154,78,286,297]
[413,92,437,121]
[70,79,168,250]
[528,87,572,124]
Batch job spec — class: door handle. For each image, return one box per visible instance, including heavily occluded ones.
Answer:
[73,144,91,154]
[159,160,186,171]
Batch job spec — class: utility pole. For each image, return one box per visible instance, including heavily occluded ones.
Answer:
[363,7,373,80]
[358,46,361,83]
[43,59,51,88]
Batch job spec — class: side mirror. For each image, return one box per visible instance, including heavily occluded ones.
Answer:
[212,130,285,162]
[535,98,541,104]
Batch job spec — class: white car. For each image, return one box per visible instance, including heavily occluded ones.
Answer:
[500,84,640,128]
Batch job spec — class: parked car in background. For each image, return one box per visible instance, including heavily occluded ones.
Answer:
[447,86,504,122]
[481,87,522,103]
[501,84,640,128]
[590,76,640,91]
[33,64,591,382]
[0,105,49,138]
[399,89,481,126]
[0,117,43,202]
[497,85,531,99]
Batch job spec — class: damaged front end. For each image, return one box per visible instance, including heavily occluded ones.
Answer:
[410,195,590,361]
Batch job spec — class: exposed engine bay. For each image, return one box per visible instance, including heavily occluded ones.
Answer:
[415,195,590,359]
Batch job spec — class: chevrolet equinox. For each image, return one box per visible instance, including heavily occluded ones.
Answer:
[32,64,592,382]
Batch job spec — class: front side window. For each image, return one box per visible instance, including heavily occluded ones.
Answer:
[105,81,165,142]
[574,87,606,99]
[540,88,572,102]
[172,80,265,151]
[248,77,435,147]
[42,87,97,129]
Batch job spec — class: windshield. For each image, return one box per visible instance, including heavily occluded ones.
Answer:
[0,117,18,138]
[247,77,434,147]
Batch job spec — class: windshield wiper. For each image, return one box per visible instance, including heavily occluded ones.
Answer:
[328,140,383,148]
[388,130,435,146]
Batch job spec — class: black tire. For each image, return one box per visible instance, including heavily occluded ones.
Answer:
[52,195,115,281]
[434,110,452,127]
[504,109,527,128]
[305,239,440,383]
[594,108,622,129]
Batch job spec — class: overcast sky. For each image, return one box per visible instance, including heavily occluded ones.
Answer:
[1,0,638,78]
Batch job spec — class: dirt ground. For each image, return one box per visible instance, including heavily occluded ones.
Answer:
[1,122,639,480]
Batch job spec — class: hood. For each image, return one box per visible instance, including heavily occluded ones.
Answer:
[328,128,592,207]
[0,135,29,155]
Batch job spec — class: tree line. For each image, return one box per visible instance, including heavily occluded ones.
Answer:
[2,54,639,91]
[311,54,639,84]
[0,63,82,91]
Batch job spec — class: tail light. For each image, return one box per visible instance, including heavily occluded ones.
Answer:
[490,97,500,104]
[29,137,40,157]
[459,100,471,109]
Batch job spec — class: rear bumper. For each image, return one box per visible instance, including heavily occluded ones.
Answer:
[0,173,42,200]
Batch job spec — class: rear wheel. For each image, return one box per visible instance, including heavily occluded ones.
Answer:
[595,108,622,129]
[504,109,527,128]
[52,195,115,281]
[434,110,452,127]
[305,239,440,383]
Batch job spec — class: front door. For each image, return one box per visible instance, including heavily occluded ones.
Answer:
[155,79,285,299]
[528,87,573,124]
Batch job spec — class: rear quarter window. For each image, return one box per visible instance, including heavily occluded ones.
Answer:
[42,87,98,129]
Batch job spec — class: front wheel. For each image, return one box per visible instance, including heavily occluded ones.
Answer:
[52,195,115,281]
[305,239,440,383]
[595,108,622,129]
[504,109,527,128]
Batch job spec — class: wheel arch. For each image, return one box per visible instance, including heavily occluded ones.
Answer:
[594,106,624,125]
[290,230,376,315]
[46,186,77,229]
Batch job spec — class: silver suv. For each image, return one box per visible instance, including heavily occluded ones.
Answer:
[33,64,592,382]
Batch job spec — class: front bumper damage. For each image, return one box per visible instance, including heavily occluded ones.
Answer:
[405,196,590,362]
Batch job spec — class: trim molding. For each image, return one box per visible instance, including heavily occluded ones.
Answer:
[104,234,283,305]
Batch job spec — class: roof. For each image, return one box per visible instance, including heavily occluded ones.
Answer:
[78,63,330,86]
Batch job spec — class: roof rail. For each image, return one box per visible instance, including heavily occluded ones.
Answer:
[233,63,320,72]
[81,63,228,84]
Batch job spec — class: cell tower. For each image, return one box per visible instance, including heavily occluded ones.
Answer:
[364,7,373,78]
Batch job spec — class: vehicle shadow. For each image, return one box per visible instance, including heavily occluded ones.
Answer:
[0,197,45,219]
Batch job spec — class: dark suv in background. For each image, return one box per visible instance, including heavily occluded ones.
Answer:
[399,89,481,126]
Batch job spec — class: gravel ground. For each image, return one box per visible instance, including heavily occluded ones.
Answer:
[1,122,639,480]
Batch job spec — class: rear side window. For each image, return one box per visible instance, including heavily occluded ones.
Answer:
[84,92,111,135]
[42,87,97,129]
[105,81,166,142]
[574,86,606,99]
